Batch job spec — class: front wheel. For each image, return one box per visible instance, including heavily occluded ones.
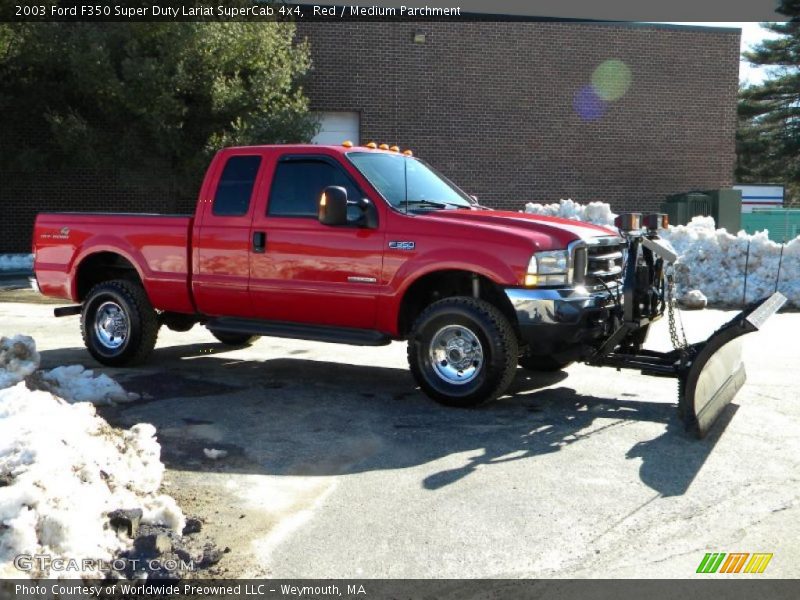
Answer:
[407,297,518,407]
[81,279,159,366]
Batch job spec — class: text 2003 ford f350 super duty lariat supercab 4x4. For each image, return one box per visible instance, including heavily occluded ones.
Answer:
[33,142,785,437]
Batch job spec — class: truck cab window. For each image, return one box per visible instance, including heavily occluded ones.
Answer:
[212,155,262,217]
[268,159,362,218]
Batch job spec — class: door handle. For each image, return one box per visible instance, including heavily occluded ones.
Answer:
[252,231,266,253]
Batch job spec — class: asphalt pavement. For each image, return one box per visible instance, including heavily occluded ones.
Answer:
[1,287,798,578]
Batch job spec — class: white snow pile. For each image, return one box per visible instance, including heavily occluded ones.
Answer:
[523,198,617,226]
[0,336,183,578]
[523,200,800,308]
[0,336,40,389]
[203,448,228,460]
[0,336,140,405]
[678,289,708,310]
[0,254,33,271]
[662,217,800,307]
[40,366,140,405]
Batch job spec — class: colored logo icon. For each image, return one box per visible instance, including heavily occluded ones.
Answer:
[696,552,773,574]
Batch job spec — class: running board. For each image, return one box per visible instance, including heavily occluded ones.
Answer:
[205,317,392,346]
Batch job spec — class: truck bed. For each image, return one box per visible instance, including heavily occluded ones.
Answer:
[33,212,195,313]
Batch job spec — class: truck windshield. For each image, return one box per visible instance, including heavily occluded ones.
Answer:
[348,152,474,211]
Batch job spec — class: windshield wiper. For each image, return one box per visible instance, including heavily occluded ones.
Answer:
[405,199,468,210]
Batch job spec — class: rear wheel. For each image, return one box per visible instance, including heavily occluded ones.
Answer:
[81,279,159,366]
[518,353,574,372]
[210,331,259,347]
[407,297,518,407]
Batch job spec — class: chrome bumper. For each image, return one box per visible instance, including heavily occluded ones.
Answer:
[505,286,617,326]
[504,285,619,356]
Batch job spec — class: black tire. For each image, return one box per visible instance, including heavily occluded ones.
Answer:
[81,279,159,367]
[407,297,518,407]
[210,331,259,347]
[518,354,574,372]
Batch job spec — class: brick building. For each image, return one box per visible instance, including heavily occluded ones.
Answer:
[0,21,740,253]
[298,21,740,213]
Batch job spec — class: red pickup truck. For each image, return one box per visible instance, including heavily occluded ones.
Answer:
[34,143,624,406]
[33,142,784,432]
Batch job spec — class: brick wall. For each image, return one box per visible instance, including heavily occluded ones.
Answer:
[297,21,740,214]
[0,168,193,254]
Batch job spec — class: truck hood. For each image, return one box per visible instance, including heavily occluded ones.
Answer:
[421,209,619,247]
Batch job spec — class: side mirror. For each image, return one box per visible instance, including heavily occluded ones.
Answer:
[318,186,348,226]
[354,197,379,229]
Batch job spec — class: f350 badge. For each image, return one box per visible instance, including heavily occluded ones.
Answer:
[389,241,415,251]
[41,227,70,240]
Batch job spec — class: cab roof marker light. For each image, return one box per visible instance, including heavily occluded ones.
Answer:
[366,142,377,149]
[390,145,400,152]
[342,140,353,148]
[379,143,390,150]
[403,150,413,156]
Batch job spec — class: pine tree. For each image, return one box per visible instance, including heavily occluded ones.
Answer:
[736,1,800,205]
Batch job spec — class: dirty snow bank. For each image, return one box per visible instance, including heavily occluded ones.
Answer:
[0,336,184,578]
[523,200,800,308]
[0,254,33,271]
[0,336,140,405]
[0,336,40,389]
[40,366,140,405]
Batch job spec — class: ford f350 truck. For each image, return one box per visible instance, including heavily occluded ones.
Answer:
[33,143,785,437]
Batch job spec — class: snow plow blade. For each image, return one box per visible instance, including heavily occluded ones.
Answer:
[679,292,786,438]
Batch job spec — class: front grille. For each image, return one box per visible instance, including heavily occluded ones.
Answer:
[572,237,626,287]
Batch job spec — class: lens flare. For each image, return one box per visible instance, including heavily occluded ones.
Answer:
[591,59,632,101]
[573,85,606,121]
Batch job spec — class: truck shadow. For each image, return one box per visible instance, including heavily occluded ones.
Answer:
[38,345,732,497]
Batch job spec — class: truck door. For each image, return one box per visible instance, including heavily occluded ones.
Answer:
[192,152,263,317]
[248,154,384,329]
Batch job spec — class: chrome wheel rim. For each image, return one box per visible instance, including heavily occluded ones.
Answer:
[428,325,484,385]
[93,301,129,350]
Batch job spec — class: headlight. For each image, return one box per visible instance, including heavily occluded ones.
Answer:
[525,250,569,286]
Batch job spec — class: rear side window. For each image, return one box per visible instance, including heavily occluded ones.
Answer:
[268,159,362,218]
[212,155,262,217]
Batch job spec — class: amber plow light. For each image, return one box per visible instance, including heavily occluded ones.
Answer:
[614,212,642,232]
[643,213,668,231]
